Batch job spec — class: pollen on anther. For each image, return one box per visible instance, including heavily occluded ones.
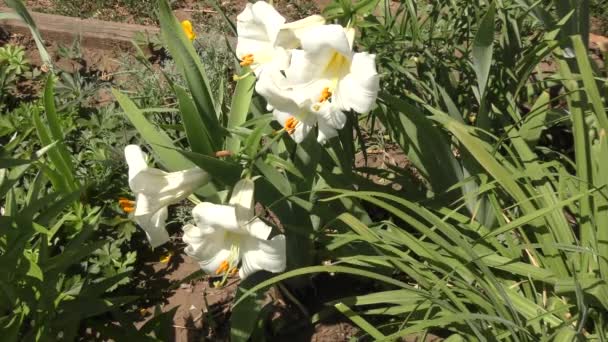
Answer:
[318,87,332,103]
[285,116,299,135]
[118,197,136,213]
[240,54,254,67]
[215,260,230,275]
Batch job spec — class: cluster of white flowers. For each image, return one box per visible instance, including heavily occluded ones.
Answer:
[236,1,380,143]
[121,2,380,282]
[123,145,286,280]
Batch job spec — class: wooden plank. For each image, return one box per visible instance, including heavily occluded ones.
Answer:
[0,7,159,50]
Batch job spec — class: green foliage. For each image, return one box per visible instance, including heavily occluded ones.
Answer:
[0,44,30,109]
[0,146,133,340]
[0,2,160,339]
[3,0,53,68]
[5,0,608,339]
[265,0,608,340]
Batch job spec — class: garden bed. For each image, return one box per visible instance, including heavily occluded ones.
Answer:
[2,0,608,341]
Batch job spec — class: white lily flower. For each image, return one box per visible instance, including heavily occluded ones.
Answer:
[123,145,209,248]
[236,1,324,78]
[256,24,380,143]
[183,178,286,280]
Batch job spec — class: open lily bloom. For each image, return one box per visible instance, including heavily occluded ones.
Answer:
[125,145,209,248]
[236,1,324,78]
[236,1,286,77]
[255,67,333,143]
[183,178,286,280]
[257,24,380,143]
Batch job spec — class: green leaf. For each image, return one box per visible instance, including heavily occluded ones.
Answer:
[244,123,269,158]
[178,149,242,186]
[25,258,43,281]
[32,107,70,192]
[43,75,75,189]
[226,74,256,153]
[175,85,215,156]
[571,35,608,132]
[234,265,417,308]
[4,0,52,68]
[519,91,550,147]
[553,327,577,342]
[472,2,496,97]
[157,0,221,147]
[334,302,385,340]
[556,278,608,309]
[380,94,463,195]
[113,88,195,171]
[0,158,32,169]
[230,272,272,342]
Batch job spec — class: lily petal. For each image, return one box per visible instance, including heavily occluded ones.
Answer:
[273,110,314,143]
[284,25,352,85]
[236,1,286,75]
[133,207,170,248]
[192,202,242,233]
[255,66,302,115]
[317,119,339,144]
[124,145,209,217]
[125,145,148,181]
[275,14,326,49]
[124,145,208,247]
[316,102,347,130]
[298,24,353,61]
[239,234,286,279]
[335,52,380,113]
[228,178,255,228]
[182,223,233,275]
[246,218,273,240]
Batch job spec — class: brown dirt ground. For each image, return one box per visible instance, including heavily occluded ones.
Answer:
[131,250,367,342]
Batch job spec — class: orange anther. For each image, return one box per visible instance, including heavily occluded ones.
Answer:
[215,260,230,275]
[284,116,299,135]
[240,54,254,67]
[118,198,136,213]
[215,150,232,158]
[318,87,332,103]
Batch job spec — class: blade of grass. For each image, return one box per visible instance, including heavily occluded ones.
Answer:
[334,302,386,340]
[157,0,222,147]
[112,88,195,171]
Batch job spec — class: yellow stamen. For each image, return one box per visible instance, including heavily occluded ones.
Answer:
[118,197,136,213]
[215,260,230,275]
[285,116,299,135]
[318,87,332,103]
[181,20,196,41]
[160,251,173,264]
[240,54,254,67]
[229,267,238,276]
